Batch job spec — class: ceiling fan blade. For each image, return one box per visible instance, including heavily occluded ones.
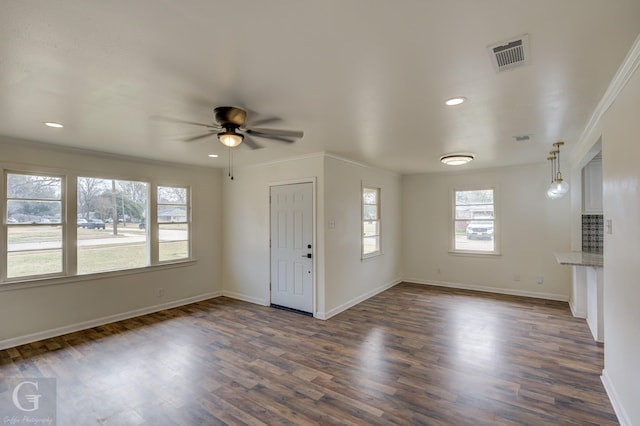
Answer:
[246,116,282,127]
[247,133,296,144]
[151,115,218,129]
[243,135,263,150]
[184,132,216,142]
[246,128,304,139]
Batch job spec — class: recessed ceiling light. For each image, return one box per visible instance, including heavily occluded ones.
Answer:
[44,122,64,128]
[207,154,219,158]
[440,153,475,166]
[445,97,466,106]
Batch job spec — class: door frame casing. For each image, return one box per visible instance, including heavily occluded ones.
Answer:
[269,177,317,317]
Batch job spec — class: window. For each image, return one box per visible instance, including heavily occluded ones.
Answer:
[362,186,381,257]
[5,173,64,279]
[158,186,190,262]
[453,188,497,253]
[77,177,148,274]
[2,169,192,285]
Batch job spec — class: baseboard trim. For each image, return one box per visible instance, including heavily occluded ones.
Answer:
[601,369,631,426]
[0,291,223,351]
[316,278,402,320]
[222,290,269,307]
[569,298,587,318]
[405,278,569,302]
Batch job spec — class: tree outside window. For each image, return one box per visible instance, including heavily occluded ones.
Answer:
[5,173,64,279]
[77,177,148,274]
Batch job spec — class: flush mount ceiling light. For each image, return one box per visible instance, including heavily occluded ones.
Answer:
[44,122,64,128]
[440,153,475,166]
[445,97,466,106]
[207,154,219,158]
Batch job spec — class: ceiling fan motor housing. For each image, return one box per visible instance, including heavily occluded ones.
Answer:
[214,106,246,128]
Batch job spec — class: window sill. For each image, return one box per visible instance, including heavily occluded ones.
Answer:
[448,250,501,258]
[0,259,197,293]
[362,251,383,262]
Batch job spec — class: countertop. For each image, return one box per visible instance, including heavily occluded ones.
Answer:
[554,251,603,268]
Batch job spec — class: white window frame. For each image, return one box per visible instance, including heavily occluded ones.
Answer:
[157,185,191,263]
[0,165,195,288]
[450,186,500,256]
[3,171,66,281]
[362,185,382,259]
[76,176,150,274]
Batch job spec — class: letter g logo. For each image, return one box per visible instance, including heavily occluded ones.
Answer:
[12,380,42,412]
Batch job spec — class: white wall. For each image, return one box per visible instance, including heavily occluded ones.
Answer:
[600,63,640,426]
[0,137,223,348]
[402,164,572,300]
[321,155,402,318]
[221,153,402,319]
[221,155,325,311]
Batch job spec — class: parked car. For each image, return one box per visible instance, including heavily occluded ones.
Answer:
[77,218,89,228]
[139,221,145,229]
[87,219,105,229]
[466,220,494,240]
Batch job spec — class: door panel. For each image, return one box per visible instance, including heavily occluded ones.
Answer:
[270,182,313,313]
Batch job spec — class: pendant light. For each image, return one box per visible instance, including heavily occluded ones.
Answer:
[546,141,569,199]
[546,153,562,199]
[551,141,569,196]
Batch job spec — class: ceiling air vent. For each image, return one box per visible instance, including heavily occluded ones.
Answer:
[488,34,530,72]
[513,134,532,142]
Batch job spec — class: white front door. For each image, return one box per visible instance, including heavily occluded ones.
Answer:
[270,182,313,314]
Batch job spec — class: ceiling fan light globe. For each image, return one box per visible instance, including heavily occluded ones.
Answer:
[218,131,243,147]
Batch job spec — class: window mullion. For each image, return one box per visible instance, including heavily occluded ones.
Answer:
[149,184,158,265]
[66,175,77,276]
[1,171,6,281]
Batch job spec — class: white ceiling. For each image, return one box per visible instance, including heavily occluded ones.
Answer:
[1,1,639,173]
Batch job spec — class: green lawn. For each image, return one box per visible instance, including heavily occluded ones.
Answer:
[7,225,144,243]
[8,241,188,278]
[7,224,188,278]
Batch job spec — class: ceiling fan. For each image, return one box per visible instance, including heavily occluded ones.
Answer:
[164,106,304,150]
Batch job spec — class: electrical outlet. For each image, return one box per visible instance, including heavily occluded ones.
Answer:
[157,288,164,298]
[536,276,544,285]
[514,274,521,282]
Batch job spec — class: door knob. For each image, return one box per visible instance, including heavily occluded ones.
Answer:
[301,253,312,258]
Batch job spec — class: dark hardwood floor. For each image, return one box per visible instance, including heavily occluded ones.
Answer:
[0,283,617,425]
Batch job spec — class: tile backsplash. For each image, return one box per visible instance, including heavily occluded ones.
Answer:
[582,214,604,253]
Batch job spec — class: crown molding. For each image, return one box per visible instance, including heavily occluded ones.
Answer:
[570,34,640,167]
